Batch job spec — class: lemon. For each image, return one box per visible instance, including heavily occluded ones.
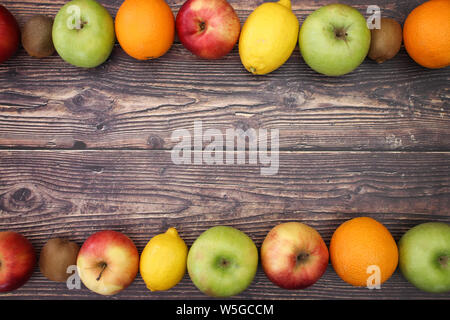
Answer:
[140,227,188,292]
[239,0,299,75]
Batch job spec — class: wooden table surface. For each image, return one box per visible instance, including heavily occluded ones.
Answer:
[0,0,449,300]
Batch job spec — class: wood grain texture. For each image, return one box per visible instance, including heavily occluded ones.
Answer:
[0,0,449,300]
[0,150,449,299]
[0,0,448,151]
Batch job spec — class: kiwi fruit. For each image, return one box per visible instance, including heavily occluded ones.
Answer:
[368,18,402,64]
[39,238,79,282]
[22,15,55,58]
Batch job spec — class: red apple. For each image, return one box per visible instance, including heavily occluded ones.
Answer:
[176,0,240,59]
[77,230,139,295]
[0,5,20,64]
[261,222,329,289]
[0,231,36,292]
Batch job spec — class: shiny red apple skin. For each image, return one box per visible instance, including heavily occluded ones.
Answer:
[176,0,240,59]
[0,231,36,292]
[77,230,139,295]
[0,5,20,64]
[261,222,329,290]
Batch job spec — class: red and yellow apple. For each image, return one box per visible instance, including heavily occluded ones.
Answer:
[0,5,20,64]
[77,230,139,295]
[176,0,240,59]
[261,222,329,289]
[0,231,36,292]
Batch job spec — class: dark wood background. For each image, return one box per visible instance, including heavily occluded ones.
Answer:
[0,0,449,300]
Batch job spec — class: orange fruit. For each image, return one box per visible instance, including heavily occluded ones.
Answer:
[330,217,398,287]
[115,0,175,60]
[403,0,450,69]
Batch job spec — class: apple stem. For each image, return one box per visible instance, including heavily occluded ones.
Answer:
[296,252,310,265]
[199,21,206,31]
[96,263,107,281]
[75,20,86,30]
[439,255,448,268]
[334,28,348,40]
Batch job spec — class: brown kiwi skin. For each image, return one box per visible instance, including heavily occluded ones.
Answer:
[368,18,403,64]
[39,238,80,282]
[22,15,55,58]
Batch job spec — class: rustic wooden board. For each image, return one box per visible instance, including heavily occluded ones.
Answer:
[1,0,448,151]
[0,150,449,299]
[0,0,449,300]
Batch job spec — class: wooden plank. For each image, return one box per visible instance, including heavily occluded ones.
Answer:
[1,0,448,151]
[1,0,449,301]
[0,150,449,299]
[2,266,449,300]
[0,0,427,20]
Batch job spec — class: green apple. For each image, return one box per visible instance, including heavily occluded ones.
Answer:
[187,226,258,297]
[399,222,450,293]
[53,0,115,68]
[299,3,371,76]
